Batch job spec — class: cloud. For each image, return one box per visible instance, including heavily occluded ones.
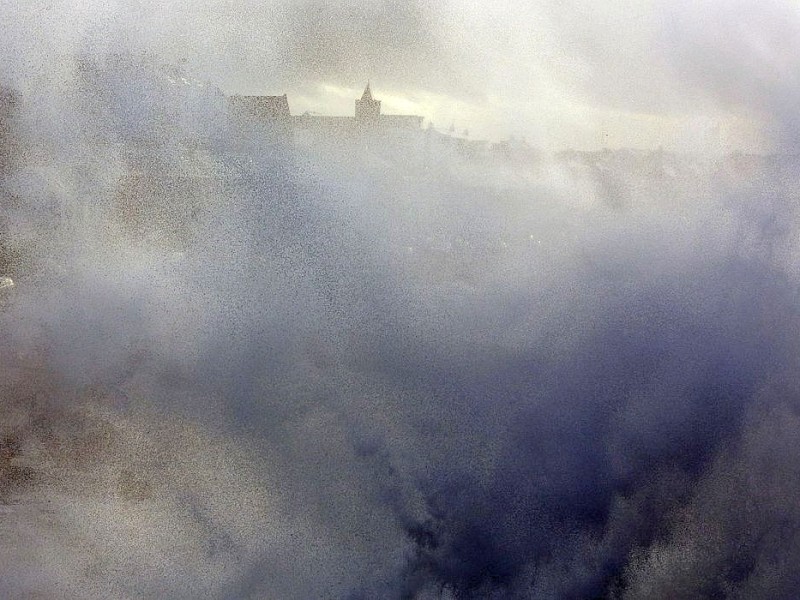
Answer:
[657,0,800,148]
[2,0,781,149]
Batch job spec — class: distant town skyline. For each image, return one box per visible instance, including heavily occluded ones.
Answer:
[219,78,771,153]
[2,0,788,153]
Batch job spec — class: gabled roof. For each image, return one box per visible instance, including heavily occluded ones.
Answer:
[256,94,291,118]
[229,94,291,119]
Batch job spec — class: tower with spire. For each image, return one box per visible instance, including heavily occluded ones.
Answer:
[227,81,424,140]
[355,82,381,124]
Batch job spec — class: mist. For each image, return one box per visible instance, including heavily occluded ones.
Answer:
[3,2,800,599]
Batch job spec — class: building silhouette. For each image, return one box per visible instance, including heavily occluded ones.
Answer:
[228,83,423,139]
[228,94,290,121]
[226,83,507,164]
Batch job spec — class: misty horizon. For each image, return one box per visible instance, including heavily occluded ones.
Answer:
[4,1,793,153]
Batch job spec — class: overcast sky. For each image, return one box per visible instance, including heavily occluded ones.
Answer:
[3,0,798,151]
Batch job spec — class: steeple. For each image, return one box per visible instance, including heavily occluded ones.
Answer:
[361,82,373,102]
[355,81,381,123]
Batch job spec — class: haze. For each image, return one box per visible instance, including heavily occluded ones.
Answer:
[4,0,796,150]
[3,1,800,599]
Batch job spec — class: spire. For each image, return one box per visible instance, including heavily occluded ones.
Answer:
[355,81,380,121]
[361,82,373,102]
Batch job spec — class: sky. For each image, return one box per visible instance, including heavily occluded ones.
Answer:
[3,0,797,151]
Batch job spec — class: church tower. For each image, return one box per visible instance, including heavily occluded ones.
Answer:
[355,82,381,123]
